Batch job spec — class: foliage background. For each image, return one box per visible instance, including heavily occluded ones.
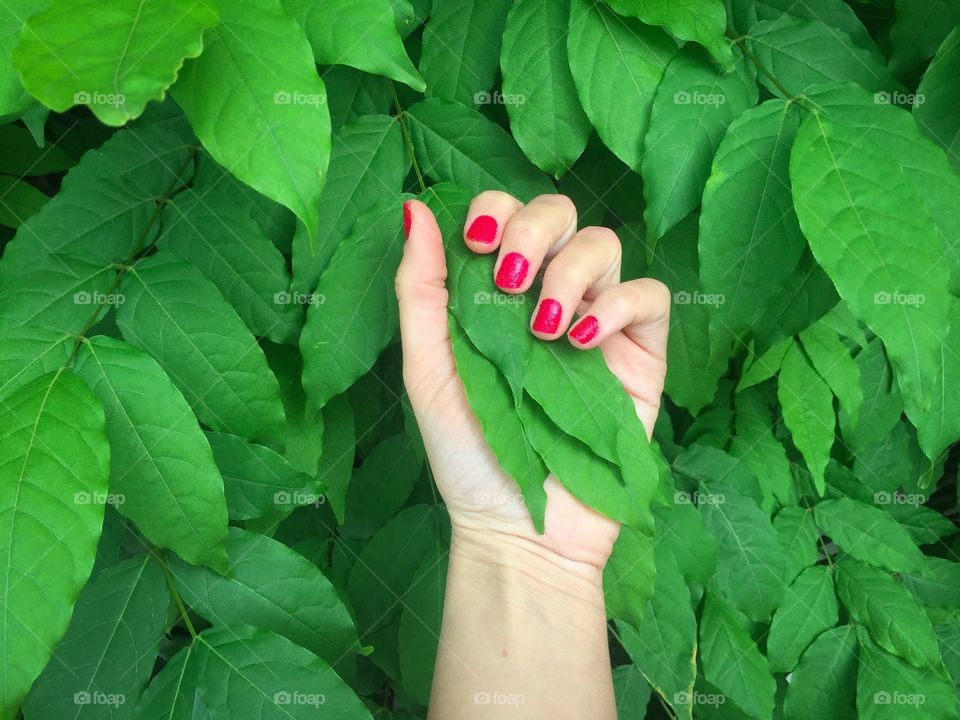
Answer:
[0,0,958,718]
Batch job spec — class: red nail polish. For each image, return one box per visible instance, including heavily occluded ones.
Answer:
[495,252,529,290]
[466,215,498,244]
[403,202,412,239]
[533,299,562,334]
[570,315,599,344]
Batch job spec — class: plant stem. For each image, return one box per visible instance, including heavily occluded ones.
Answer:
[157,550,198,639]
[390,81,427,193]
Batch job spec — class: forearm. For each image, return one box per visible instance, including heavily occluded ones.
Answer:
[428,525,616,720]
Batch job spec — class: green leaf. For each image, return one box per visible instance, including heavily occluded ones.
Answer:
[407,97,556,201]
[172,0,331,241]
[767,566,839,672]
[774,505,820,583]
[283,0,424,90]
[835,559,942,668]
[398,552,448,706]
[799,320,862,428]
[755,0,876,51]
[291,115,408,294]
[501,0,591,176]
[699,486,786,621]
[448,316,548,531]
[888,0,960,76]
[0,125,194,269]
[0,251,116,335]
[170,528,360,667]
[0,370,109,717]
[730,386,796,509]
[13,0,218,125]
[840,338,903,453]
[117,252,286,441]
[0,0,50,116]
[778,339,834,494]
[567,0,676,172]
[653,501,717,585]
[699,99,805,335]
[520,398,655,531]
[419,0,512,105]
[316,393,356,524]
[344,434,421,538]
[613,665,651,718]
[699,591,776,720]
[783,625,858,720]
[913,299,960,462]
[615,550,696,720]
[323,65,392,132]
[814,497,925,574]
[748,17,896,97]
[136,626,372,719]
[603,0,733,66]
[0,124,75,176]
[74,336,230,570]
[915,27,960,172]
[205,431,324,521]
[603,525,656,627]
[856,627,957,720]
[22,554,169,717]
[347,505,445,632]
[885,503,957,545]
[158,189,302,344]
[0,174,49,228]
[901,557,960,609]
[790,109,952,417]
[0,327,72,403]
[300,196,405,415]
[647,214,727,413]
[642,46,757,239]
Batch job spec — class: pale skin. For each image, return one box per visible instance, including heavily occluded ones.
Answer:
[395,191,671,720]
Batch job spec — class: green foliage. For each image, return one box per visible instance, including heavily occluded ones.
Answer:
[0,1,958,718]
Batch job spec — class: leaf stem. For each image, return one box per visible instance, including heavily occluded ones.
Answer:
[728,34,817,114]
[390,82,427,193]
[157,550,199,639]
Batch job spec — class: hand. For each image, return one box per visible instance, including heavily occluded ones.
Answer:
[396,192,670,572]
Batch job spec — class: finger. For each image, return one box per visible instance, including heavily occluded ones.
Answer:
[396,200,454,387]
[463,190,524,254]
[567,278,671,359]
[530,226,621,339]
[494,193,578,293]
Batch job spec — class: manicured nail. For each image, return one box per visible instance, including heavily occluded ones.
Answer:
[403,201,412,239]
[533,299,562,334]
[495,252,529,289]
[466,215,498,244]
[570,315,599,345]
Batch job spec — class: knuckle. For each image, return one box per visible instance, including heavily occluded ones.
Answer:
[644,278,673,309]
[579,226,621,256]
[473,189,517,208]
[503,217,548,247]
[532,193,576,218]
[544,253,594,289]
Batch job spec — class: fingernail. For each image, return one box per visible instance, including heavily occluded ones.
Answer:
[570,315,599,345]
[533,299,562,334]
[403,201,412,239]
[495,252,529,290]
[466,215,498,244]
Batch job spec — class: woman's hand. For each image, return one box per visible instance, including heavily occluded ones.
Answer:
[396,192,670,571]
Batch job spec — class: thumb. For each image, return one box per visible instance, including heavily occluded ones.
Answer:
[396,200,455,389]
